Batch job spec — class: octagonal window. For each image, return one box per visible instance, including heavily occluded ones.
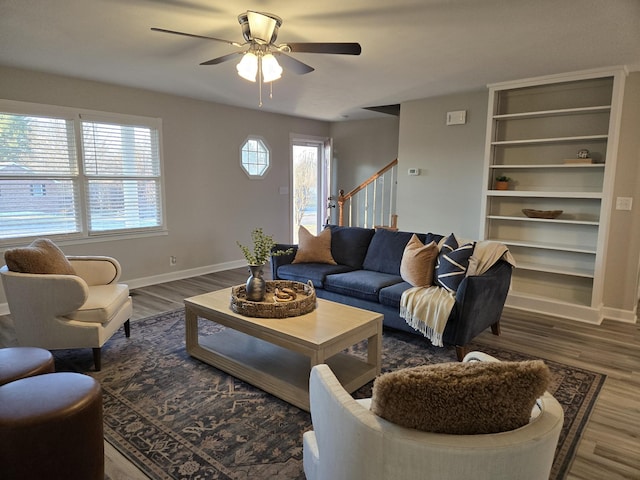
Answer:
[240,136,270,178]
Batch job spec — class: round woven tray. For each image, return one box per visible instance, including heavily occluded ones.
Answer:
[522,209,563,219]
[230,280,316,318]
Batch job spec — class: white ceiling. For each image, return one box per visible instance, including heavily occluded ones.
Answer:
[1,0,639,121]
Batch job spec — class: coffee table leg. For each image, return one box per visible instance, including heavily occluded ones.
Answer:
[367,323,382,375]
[185,306,199,352]
[308,351,322,370]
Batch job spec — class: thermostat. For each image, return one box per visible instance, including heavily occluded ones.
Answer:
[408,168,420,176]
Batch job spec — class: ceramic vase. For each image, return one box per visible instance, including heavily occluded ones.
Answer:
[246,264,266,302]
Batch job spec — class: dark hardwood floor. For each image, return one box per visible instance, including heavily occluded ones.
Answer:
[1,267,638,479]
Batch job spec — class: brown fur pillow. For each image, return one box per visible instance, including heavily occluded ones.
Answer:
[292,226,337,265]
[4,238,76,275]
[370,360,550,434]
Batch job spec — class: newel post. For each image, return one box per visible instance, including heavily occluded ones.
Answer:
[337,189,346,226]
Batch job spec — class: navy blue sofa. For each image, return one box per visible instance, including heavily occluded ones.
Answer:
[271,225,512,360]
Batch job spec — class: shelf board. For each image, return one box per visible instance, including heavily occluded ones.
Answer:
[515,261,595,278]
[487,215,599,226]
[492,134,608,146]
[493,105,611,120]
[489,163,605,169]
[487,238,597,254]
[487,190,602,199]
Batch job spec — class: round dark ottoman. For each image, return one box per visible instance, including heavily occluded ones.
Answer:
[0,372,104,480]
[0,346,55,386]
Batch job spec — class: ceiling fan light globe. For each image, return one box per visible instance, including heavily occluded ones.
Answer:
[236,52,258,82]
[262,54,283,83]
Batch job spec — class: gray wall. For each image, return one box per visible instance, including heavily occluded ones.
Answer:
[604,73,640,311]
[1,66,638,319]
[330,116,400,197]
[0,66,329,299]
[396,90,488,238]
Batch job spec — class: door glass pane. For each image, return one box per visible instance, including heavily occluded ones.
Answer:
[292,145,318,242]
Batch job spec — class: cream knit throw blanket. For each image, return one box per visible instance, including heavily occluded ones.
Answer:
[400,286,454,347]
[400,241,516,347]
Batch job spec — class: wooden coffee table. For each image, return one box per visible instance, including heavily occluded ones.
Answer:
[184,287,382,411]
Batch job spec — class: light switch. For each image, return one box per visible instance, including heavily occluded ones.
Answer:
[446,110,467,125]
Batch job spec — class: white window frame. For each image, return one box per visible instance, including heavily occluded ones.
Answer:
[0,100,167,247]
[240,135,271,179]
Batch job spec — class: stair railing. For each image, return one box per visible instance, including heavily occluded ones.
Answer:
[336,159,398,230]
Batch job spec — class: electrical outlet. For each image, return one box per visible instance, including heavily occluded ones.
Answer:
[169,256,177,266]
[616,197,633,211]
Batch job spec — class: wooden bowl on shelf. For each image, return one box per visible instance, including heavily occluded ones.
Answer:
[522,209,563,219]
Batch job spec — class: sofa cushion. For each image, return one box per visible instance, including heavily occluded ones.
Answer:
[400,235,438,287]
[4,238,76,275]
[435,234,476,293]
[378,281,413,308]
[292,227,337,265]
[362,230,428,275]
[326,225,376,269]
[65,284,130,323]
[324,270,404,303]
[370,360,550,434]
[276,263,354,289]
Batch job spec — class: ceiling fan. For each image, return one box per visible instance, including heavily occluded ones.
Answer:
[151,10,362,105]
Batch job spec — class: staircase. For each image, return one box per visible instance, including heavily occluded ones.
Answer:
[335,159,398,230]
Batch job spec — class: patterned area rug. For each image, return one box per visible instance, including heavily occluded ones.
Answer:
[54,309,605,480]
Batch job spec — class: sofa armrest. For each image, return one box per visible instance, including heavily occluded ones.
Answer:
[270,244,298,279]
[446,260,512,345]
[67,256,122,286]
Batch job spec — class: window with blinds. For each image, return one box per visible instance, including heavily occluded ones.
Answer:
[0,104,164,243]
[81,119,162,233]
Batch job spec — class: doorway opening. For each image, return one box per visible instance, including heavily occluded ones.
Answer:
[291,136,331,243]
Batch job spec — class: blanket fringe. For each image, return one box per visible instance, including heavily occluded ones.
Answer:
[400,306,444,347]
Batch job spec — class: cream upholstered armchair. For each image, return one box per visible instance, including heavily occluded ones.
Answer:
[304,355,564,480]
[1,254,132,371]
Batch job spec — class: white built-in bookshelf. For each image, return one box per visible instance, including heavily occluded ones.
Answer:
[481,68,627,323]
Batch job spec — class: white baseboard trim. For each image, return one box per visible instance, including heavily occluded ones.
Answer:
[601,306,638,324]
[125,260,247,290]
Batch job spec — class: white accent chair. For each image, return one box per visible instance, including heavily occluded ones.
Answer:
[303,354,564,480]
[1,256,132,371]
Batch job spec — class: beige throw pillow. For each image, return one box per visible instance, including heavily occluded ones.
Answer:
[400,234,438,287]
[292,226,337,265]
[4,238,76,275]
[370,360,550,434]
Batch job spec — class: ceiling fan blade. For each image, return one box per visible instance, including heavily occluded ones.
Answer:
[151,27,243,47]
[284,42,362,55]
[272,52,315,75]
[200,52,243,66]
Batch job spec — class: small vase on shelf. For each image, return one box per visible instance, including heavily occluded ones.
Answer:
[494,176,511,191]
[245,264,266,302]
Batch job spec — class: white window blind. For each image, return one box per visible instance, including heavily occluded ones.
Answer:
[0,113,80,239]
[81,119,162,233]
[0,104,164,243]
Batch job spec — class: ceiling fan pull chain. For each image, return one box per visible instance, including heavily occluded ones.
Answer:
[258,55,263,107]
